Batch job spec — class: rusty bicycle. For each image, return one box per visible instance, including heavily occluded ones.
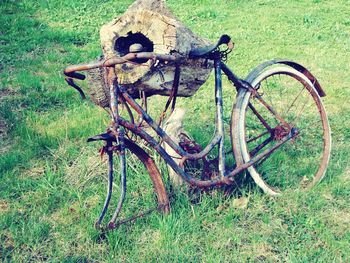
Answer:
[64,34,331,230]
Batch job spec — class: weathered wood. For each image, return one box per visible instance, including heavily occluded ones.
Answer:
[162,108,187,186]
[87,56,110,108]
[94,0,212,101]
[126,0,176,18]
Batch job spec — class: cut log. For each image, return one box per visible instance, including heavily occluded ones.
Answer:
[88,0,212,107]
[162,108,187,186]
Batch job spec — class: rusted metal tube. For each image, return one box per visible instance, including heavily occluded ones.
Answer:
[118,115,297,188]
[107,69,119,125]
[248,102,273,132]
[95,140,114,228]
[183,135,221,160]
[117,117,222,187]
[121,89,223,160]
[214,58,226,178]
[109,128,127,229]
[64,52,179,75]
[121,89,188,156]
[225,129,298,178]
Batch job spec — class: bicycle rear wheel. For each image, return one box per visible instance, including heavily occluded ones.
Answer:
[232,66,331,195]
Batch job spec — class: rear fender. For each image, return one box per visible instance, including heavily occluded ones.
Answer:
[245,59,326,97]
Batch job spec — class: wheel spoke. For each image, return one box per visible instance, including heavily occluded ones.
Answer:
[283,85,306,117]
[291,94,313,126]
[249,136,273,156]
[247,130,270,143]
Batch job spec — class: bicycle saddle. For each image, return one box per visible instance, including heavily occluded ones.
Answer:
[189,34,232,59]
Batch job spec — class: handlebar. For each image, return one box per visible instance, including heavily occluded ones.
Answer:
[64,52,180,79]
[63,36,232,100]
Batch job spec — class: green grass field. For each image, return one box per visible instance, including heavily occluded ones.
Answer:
[1,0,350,261]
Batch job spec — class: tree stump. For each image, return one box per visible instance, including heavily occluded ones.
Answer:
[162,108,187,186]
[88,0,212,107]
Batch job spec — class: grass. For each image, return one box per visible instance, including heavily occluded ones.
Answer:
[1,0,350,261]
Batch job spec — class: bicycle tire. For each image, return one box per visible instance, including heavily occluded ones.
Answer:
[125,139,169,212]
[231,66,331,195]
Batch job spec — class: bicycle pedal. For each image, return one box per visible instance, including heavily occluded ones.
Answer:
[87,132,115,142]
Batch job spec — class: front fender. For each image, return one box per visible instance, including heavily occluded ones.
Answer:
[245,59,326,97]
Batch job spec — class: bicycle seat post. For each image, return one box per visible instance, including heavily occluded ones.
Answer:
[213,52,226,179]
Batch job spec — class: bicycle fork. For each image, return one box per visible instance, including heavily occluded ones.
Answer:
[108,128,127,229]
[214,57,226,178]
[92,68,128,230]
[88,127,127,230]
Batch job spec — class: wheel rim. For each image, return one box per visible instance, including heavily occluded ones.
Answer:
[237,66,331,194]
[125,140,169,213]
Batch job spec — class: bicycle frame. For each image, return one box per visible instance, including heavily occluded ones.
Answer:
[106,52,297,189]
[64,49,302,229]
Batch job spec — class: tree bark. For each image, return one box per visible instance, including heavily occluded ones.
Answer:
[95,0,212,100]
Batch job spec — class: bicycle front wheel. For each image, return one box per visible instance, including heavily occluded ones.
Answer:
[232,66,331,195]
